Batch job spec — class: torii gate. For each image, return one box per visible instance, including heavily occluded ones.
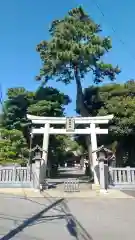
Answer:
[27,114,113,185]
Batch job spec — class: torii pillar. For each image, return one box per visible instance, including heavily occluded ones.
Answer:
[41,123,50,179]
[90,123,99,185]
[27,114,113,185]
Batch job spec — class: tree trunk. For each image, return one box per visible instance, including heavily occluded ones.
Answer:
[74,67,93,176]
[74,67,89,116]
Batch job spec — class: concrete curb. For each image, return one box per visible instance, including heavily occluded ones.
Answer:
[0,188,134,199]
[0,188,43,198]
[42,189,134,199]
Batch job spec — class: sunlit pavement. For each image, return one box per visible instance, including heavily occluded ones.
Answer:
[0,194,135,239]
[57,166,85,177]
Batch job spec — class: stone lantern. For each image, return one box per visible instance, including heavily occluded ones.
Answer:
[30,145,43,189]
[92,145,115,192]
[32,145,43,162]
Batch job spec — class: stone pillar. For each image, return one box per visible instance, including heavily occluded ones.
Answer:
[99,160,108,193]
[90,123,99,185]
[32,159,41,189]
[104,163,109,190]
[41,123,50,180]
[42,123,50,163]
[99,160,105,190]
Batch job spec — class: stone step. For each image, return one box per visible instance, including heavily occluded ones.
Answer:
[92,184,100,190]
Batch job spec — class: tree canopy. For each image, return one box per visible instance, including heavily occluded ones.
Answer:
[2,6,135,170]
[84,80,135,137]
[1,85,82,169]
[82,80,135,166]
[36,6,120,167]
[36,6,120,115]
[3,86,70,130]
[0,128,28,165]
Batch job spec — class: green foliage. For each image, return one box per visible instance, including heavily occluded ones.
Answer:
[1,7,121,168]
[63,136,84,153]
[3,87,34,131]
[35,6,120,166]
[48,135,83,170]
[0,113,4,127]
[3,86,70,131]
[0,128,28,165]
[1,85,75,168]
[2,86,71,150]
[28,87,70,117]
[84,80,135,137]
[36,6,120,85]
[83,80,135,166]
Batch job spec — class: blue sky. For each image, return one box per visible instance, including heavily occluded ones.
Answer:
[0,0,135,115]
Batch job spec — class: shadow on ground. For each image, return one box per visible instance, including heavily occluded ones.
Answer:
[121,190,135,198]
[0,197,93,240]
[54,173,85,179]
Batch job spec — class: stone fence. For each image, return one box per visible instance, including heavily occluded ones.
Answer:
[109,167,135,189]
[0,164,135,190]
[0,166,32,188]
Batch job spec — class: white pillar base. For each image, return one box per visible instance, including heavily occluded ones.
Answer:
[34,189,40,192]
[93,165,99,185]
[100,189,108,194]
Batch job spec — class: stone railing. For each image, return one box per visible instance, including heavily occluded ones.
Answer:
[0,166,31,186]
[109,167,135,187]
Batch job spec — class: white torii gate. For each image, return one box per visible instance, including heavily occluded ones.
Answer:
[27,114,113,185]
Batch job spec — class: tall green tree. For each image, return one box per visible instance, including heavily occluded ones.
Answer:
[28,86,70,116]
[2,87,34,141]
[36,6,120,165]
[2,86,77,171]
[36,6,119,115]
[2,86,70,142]
[82,80,135,166]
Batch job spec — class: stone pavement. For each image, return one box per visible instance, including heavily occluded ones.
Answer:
[0,187,134,199]
[0,193,135,239]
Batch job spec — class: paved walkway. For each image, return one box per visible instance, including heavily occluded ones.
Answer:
[0,188,134,199]
[0,194,135,239]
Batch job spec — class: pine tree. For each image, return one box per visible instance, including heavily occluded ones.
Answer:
[36,6,120,115]
[36,6,120,170]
